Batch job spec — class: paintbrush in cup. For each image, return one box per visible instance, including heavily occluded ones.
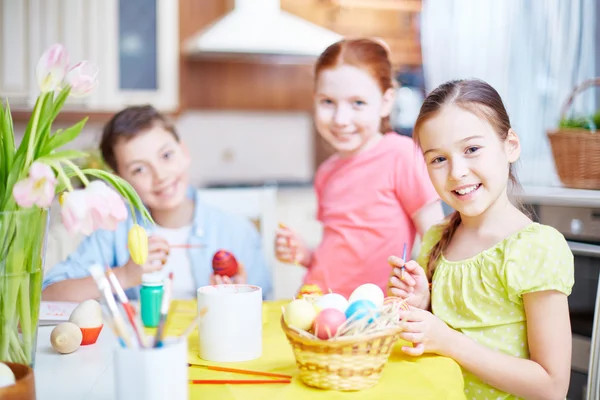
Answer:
[153,272,173,348]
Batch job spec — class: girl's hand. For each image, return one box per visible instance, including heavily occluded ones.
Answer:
[210,262,247,285]
[274,224,310,266]
[398,307,452,356]
[387,256,430,309]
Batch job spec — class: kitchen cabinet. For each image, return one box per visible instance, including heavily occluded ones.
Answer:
[0,0,179,113]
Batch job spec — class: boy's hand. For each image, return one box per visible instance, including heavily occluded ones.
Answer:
[387,256,430,309]
[397,307,452,356]
[275,224,310,266]
[210,262,247,285]
[123,235,169,285]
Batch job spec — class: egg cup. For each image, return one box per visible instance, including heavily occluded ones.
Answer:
[80,324,103,345]
[0,362,35,400]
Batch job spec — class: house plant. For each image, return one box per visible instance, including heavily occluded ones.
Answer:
[0,44,152,366]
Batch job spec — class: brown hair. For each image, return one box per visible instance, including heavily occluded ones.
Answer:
[314,38,394,132]
[100,105,178,172]
[413,79,520,279]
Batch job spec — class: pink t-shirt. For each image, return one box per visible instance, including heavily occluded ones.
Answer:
[304,133,439,298]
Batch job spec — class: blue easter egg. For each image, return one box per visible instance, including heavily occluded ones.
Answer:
[345,299,378,323]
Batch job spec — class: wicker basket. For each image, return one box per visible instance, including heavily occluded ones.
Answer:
[547,78,600,189]
[280,316,403,391]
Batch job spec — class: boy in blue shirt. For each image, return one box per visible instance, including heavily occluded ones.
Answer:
[42,105,272,301]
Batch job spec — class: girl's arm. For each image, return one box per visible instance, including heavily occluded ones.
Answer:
[443,290,571,400]
[412,200,445,237]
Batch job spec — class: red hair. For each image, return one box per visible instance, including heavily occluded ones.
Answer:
[314,38,394,132]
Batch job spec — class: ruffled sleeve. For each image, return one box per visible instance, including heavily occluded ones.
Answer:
[501,224,574,303]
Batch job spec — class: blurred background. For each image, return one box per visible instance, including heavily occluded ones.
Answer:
[1,1,599,398]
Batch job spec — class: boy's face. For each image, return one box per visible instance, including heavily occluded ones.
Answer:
[113,124,191,212]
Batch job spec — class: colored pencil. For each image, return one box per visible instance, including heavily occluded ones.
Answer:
[189,379,291,385]
[188,363,292,379]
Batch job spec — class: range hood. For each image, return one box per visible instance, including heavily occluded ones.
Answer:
[184,0,343,62]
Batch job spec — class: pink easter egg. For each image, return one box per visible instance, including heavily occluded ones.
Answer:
[313,308,347,339]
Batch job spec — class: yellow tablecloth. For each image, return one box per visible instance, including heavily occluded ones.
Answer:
[163,300,467,400]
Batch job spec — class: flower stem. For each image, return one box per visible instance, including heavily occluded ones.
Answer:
[63,159,90,186]
[50,161,74,192]
[24,92,47,168]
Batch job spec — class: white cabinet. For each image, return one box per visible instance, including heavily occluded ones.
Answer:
[0,0,179,112]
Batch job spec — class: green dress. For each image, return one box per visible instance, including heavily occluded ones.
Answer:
[418,222,574,400]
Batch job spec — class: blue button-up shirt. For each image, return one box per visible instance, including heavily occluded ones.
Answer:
[42,188,272,299]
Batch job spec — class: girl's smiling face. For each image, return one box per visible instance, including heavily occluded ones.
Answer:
[419,104,520,219]
[313,65,394,157]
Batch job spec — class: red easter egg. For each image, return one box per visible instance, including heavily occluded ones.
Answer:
[313,308,347,339]
[212,250,239,277]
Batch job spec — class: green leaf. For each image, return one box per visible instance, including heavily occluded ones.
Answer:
[40,118,87,155]
[0,100,16,190]
[36,87,70,156]
[81,168,154,224]
[38,149,89,163]
[0,153,27,209]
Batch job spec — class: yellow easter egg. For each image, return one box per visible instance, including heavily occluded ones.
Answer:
[297,284,323,299]
[284,299,317,331]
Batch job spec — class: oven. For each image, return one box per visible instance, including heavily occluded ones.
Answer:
[533,204,600,400]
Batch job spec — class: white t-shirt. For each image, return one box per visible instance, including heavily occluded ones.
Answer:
[150,224,196,299]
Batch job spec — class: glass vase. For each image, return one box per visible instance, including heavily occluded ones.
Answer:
[0,208,50,367]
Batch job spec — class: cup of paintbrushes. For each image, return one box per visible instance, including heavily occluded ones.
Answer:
[113,338,188,400]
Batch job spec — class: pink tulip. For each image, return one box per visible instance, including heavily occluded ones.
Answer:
[36,44,69,93]
[12,162,57,208]
[66,61,99,97]
[60,190,95,235]
[60,181,128,236]
[86,181,128,230]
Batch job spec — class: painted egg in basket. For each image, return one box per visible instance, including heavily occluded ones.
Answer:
[212,250,239,277]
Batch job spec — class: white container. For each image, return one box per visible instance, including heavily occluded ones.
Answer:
[113,338,188,400]
[197,284,263,362]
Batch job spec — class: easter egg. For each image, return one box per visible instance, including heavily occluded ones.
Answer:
[349,283,385,308]
[0,362,15,388]
[313,308,347,339]
[284,299,317,331]
[212,250,239,277]
[315,293,349,313]
[345,299,378,323]
[296,284,323,299]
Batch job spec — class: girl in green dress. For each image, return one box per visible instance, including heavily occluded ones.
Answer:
[387,79,574,400]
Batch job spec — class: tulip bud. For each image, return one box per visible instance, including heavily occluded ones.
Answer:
[58,192,67,206]
[128,224,148,265]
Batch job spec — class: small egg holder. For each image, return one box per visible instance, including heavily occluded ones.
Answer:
[280,297,408,391]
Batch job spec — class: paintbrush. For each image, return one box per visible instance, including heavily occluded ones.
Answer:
[169,244,205,249]
[179,307,208,340]
[401,242,407,281]
[104,267,148,348]
[89,264,135,348]
[153,272,174,347]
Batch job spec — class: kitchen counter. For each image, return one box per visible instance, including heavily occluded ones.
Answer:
[512,185,600,208]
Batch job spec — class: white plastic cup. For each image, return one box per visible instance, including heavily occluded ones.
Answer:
[197,284,263,362]
[113,338,188,400]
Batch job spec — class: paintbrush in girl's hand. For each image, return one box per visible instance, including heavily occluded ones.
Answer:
[401,242,407,281]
